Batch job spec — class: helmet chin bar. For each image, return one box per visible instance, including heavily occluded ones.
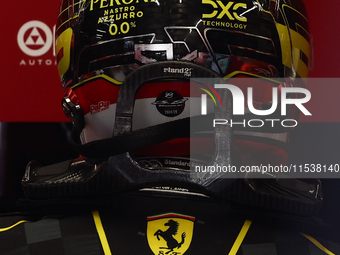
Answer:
[22,61,322,217]
[112,61,232,188]
[23,61,233,193]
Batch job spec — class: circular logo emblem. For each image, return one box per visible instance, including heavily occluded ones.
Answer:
[152,90,188,117]
[17,20,53,57]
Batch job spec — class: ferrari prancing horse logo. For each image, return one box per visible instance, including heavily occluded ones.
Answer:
[147,213,195,255]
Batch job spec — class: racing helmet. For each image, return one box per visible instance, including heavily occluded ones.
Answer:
[55,0,312,168]
[22,0,321,216]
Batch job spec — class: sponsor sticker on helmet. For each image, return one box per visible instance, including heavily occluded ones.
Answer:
[163,67,193,77]
[152,91,188,117]
[202,0,248,30]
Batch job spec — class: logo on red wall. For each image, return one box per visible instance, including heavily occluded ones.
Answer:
[17,20,56,66]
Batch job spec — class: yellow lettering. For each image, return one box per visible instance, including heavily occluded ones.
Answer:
[90,0,99,11]
[100,0,109,8]
[109,23,118,35]
[110,0,121,6]
[202,0,218,18]
[202,0,247,21]
[233,3,247,22]
[55,28,73,78]
[217,1,234,20]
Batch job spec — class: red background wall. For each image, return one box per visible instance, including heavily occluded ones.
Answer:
[0,1,339,122]
[306,2,340,78]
